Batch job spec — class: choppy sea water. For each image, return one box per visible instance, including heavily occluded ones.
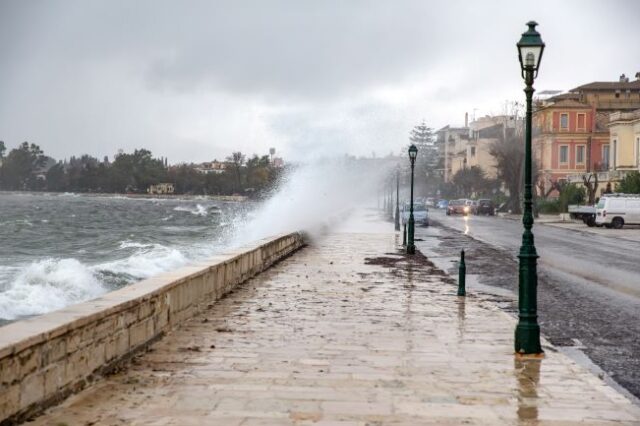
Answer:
[0,192,249,322]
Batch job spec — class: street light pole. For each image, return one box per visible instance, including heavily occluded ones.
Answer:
[395,169,401,231]
[515,21,545,355]
[407,145,418,254]
[388,178,394,221]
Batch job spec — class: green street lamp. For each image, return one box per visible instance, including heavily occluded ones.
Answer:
[388,177,394,221]
[407,144,418,254]
[395,168,401,231]
[515,21,545,355]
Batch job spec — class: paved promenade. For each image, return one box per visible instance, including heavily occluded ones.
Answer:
[30,212,640,425]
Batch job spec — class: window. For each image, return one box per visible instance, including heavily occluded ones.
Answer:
[576,145,586,164]
[602,145,610,169]
[637,137,640,166]
[559,145,569,164]
[577,113,586,131]
[560,113,569,130]
[470,147,476,157]
[613,140,617,168]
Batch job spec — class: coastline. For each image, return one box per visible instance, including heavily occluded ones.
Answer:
[0,190,249,202]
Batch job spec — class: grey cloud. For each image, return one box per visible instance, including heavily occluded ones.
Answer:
[0,0,639,162]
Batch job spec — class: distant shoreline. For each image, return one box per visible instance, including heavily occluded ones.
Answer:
[0,190,249,202]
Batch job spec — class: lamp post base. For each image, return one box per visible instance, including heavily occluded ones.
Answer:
[407,217,415,254]
[515,322,542,354]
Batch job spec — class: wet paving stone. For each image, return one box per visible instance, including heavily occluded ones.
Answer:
[29,222,640,425]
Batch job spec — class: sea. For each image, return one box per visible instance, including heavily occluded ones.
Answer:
[0,161,382,325]
[0,192,249,323]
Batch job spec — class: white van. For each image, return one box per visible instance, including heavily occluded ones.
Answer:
[595,194,640,229]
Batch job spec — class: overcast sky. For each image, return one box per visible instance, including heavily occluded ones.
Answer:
[1,0,638,163]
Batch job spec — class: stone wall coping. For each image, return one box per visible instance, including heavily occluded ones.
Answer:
[0,233,297,359]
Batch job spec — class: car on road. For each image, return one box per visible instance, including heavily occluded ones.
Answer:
[436,199,449,209]
[475,199,495,216]
[595,194,640,229]
[446,199,472,215]
[401,201,429,226]
[467,199,478,215]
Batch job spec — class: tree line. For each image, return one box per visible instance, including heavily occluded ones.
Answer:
[0,141,283,197]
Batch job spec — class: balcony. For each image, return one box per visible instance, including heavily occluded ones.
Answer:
[566,169,637,183]
[609,110,640,123]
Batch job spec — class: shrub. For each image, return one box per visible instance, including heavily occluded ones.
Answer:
[617,171,640,194]
[536,199,562,214]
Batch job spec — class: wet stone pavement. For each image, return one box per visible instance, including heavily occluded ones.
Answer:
[28,224,640,425]
[419,216,640,401]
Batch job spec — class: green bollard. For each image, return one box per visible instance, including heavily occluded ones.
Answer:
[403,222,407,246]
[458,250,466,296]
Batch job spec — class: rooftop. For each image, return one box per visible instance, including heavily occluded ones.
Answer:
[571,80,640,92]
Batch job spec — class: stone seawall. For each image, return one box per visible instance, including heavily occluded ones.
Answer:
[0,232,304,425]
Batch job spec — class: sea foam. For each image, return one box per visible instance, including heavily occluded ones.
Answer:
[0,258,105,320]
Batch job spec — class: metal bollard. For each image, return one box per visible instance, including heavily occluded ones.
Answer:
[403,222,407,246]
[458,250,466,296]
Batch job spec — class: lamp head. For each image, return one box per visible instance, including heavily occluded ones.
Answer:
[408,144,418,162]
[517,21,545,79]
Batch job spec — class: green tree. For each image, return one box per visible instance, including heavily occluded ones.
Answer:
[409,121,440,197]
[617,171,640,194]
[226,152,245,193]
[168,164,204,194]
[109,149,167,192]
[0,142,47,190]
[409,121,437,167]
[489,130,523,213]
[558,183,585,212]
[451,166,495,198]
[45,162,67,191]
[0,141,6,159]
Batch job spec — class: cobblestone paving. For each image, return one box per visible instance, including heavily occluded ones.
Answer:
[29,227,640,425]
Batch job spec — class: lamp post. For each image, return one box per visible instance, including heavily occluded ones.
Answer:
[388,177,394,221]
[407,144,418,254]
[515,21,545,355]
[395,168,401,231]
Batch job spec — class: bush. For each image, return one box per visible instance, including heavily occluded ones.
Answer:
[617,171,640,194]
[559,184,585,212]
[536,199,562,214]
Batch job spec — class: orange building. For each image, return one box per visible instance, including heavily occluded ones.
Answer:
[533,74,640,197]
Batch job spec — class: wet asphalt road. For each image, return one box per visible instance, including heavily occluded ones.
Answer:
[415,210,640,400]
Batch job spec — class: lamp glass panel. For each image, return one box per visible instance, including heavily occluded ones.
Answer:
[519,46,542,69]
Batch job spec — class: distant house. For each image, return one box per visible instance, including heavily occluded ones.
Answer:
[147,183,175,195]
[271,157,285,168]
[195,160,229,174]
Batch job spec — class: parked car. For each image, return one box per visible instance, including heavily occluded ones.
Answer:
[475,199,495,216]
[401,201,429,226]
[447,199,472,215]
[436,199,449,209]
[595,194,640,229]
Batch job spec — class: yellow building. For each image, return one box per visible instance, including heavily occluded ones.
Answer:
[605,109,640,189]
[468,116,521,180]
[148,183,175,195]
[436,125,469,182]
